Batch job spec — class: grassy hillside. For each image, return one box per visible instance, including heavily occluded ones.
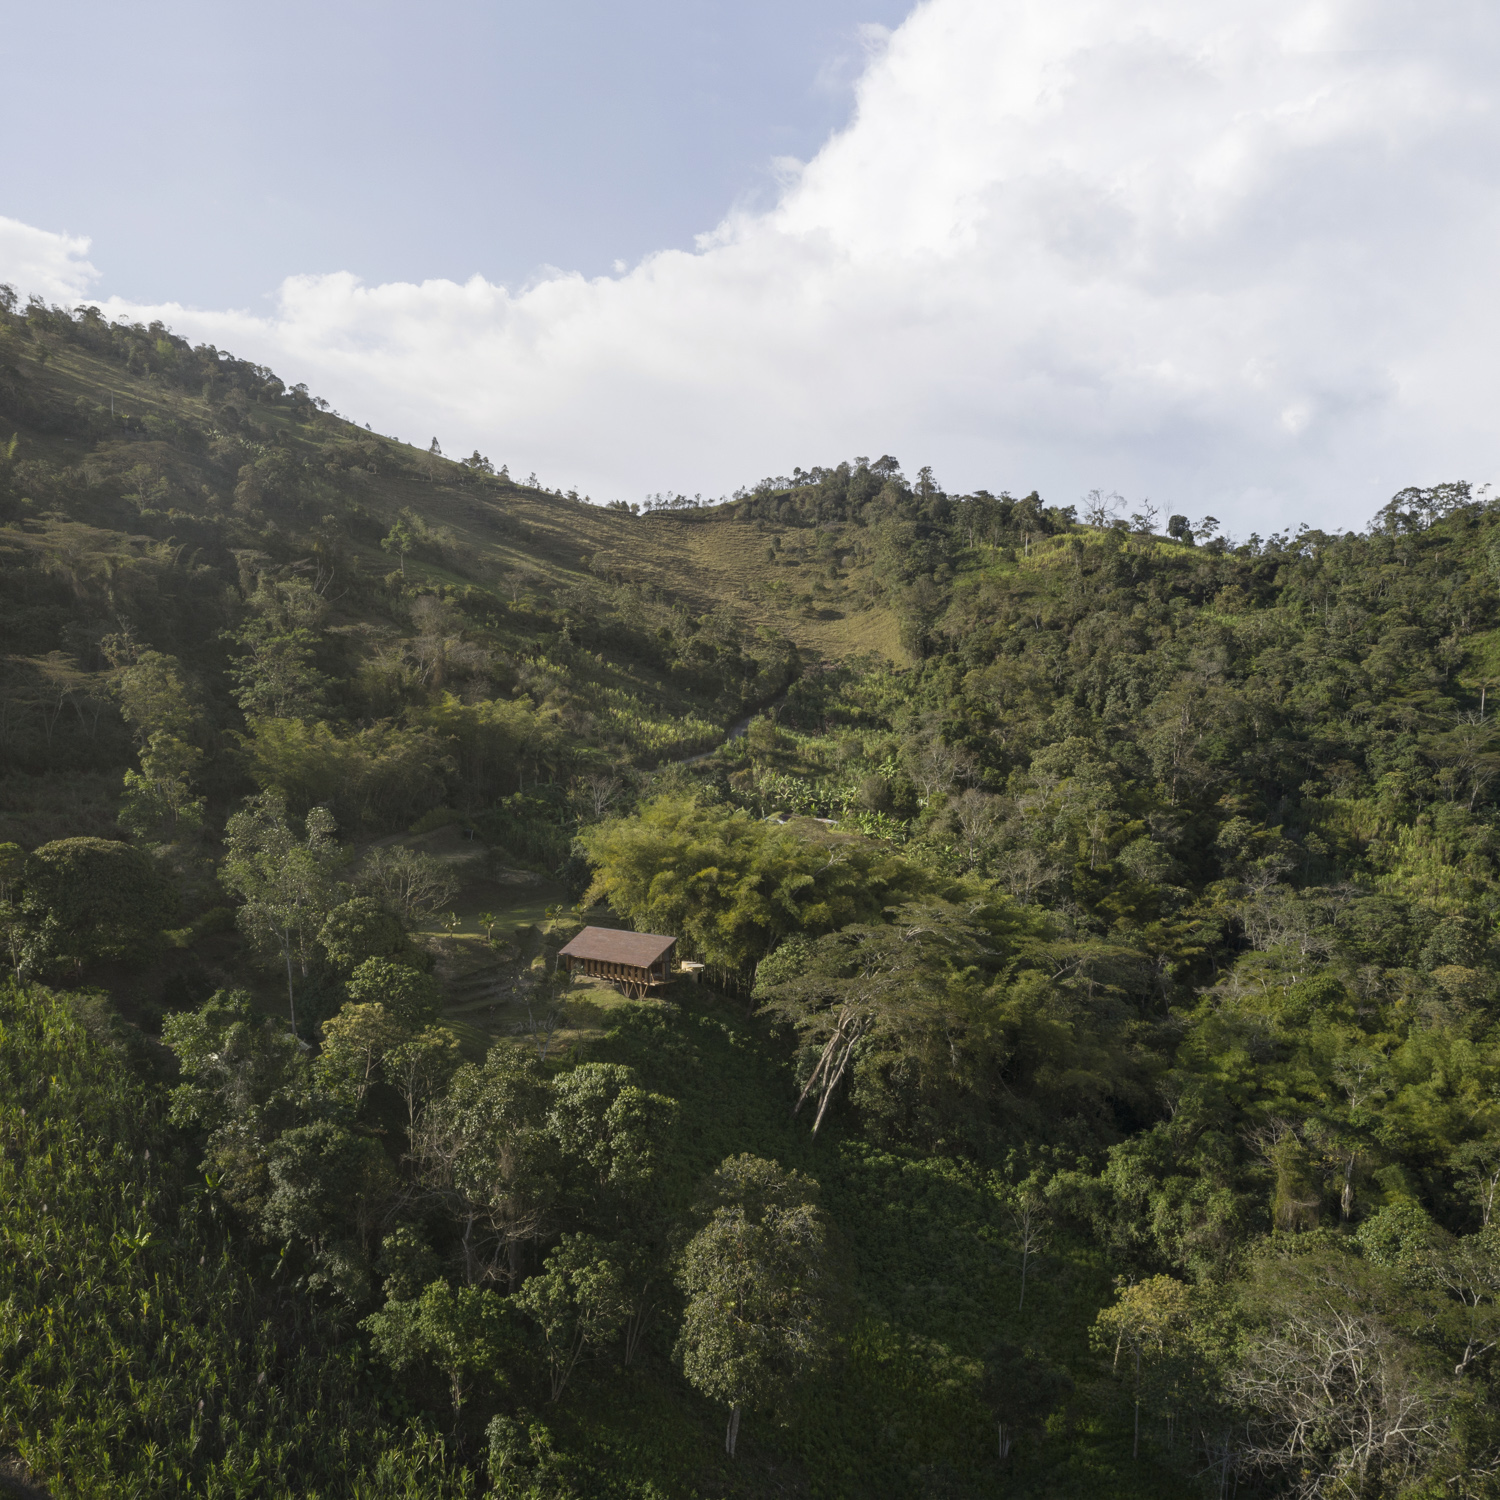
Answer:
[0,295,901,691]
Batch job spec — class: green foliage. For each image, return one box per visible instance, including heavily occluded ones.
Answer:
[0,841,23,900]
[675,1154,834,1454]
[513,1234,632,1401]
[244,717,449,831]
[756,900,1007,1138]
[262,1119,396,1302]
[377,1225,444,1301]
[1355,1201,1444,1275]
[345,956,441,1026]
[220,792,344,1032]
[979,1342,1073,1463]
[163,988,305,1127]
[0,982,472,1499]
[580,794,932,975]
[320,895,409,974]
[119,729,205,840]
[23,298,1500,1495]
[19,835,176,969]
[386,1025,463,1129]
[162,988,312,1223]
[380,514,416,575]
[547,1061,680,1206]
[112,648,202,744]
[473,790,575,876]
[230,621,332,720]
[316,1001,410,1113]
[413,1045,557,1287]
[363,1278,510,1416]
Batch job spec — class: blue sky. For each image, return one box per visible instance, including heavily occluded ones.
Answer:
[3,0,906,306]
[5,0,1500,533]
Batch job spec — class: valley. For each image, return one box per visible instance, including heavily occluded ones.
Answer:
[4,292,1500,1500]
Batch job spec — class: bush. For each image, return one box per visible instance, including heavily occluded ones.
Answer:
[320,896,409,975]
[20,836,176,969]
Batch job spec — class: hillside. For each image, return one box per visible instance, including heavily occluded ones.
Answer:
[0,293,903,750]
[7,292,1500,1500]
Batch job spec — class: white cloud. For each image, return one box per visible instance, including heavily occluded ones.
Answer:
[10,0,1500,532]
[0,216,98,306]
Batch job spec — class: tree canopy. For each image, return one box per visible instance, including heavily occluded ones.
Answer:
[17,293,1500,1495]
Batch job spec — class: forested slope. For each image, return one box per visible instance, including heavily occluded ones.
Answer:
[5,292,1500,1498]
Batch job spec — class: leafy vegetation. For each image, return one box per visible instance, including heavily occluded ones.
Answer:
[7,289,1500,1496]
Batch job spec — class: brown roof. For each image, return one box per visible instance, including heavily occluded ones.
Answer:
[557,927,677,968]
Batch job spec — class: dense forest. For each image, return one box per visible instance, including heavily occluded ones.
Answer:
[5,290,1500,1498]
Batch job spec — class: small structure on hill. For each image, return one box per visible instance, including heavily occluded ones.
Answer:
[557,926,677,999]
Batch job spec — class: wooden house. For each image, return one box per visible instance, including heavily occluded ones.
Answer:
[556,927,677,999]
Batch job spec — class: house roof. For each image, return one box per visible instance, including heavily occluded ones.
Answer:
[557,926,677,968]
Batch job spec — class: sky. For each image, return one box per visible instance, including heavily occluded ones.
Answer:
[4,0,1500,534]
[0,1,904,307]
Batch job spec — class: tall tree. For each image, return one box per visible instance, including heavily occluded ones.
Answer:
[120,730,205,841]
[220,793,344,1034]
[755,902,993,1136]
[381,516,415,576]
[414,1047,556,1286]
[675,1154,833,1457]
[363,1279,508,1420]
[513,1234,631,1401]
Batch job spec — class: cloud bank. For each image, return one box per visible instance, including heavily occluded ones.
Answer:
[9,0,1500,532]
[0,217,98,306]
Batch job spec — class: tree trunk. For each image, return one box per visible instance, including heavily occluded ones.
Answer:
[812,1039,857,1135]
[725,1402,741,1457]
[623,1298,656,1366]
[284,942,298,1035]
[792,1021,843,1115]
[1133,1347,1141,1459]
[551,1329,586,1401]
[810,1015,870,1136]
[461,1213,476,1285]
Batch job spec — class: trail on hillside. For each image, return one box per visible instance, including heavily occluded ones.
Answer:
[668,690,791,767]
